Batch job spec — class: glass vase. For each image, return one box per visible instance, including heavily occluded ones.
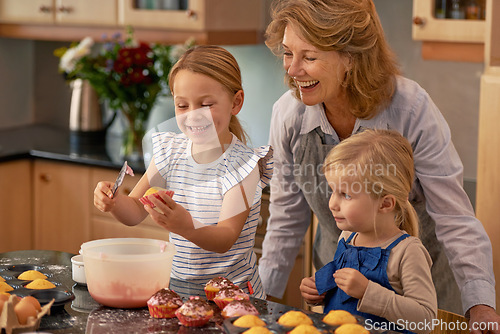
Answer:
[120,103,152,163]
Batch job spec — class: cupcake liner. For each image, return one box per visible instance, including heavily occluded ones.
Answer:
[148,305,178,319]
[204,288,218,301]
[175,312,212,327]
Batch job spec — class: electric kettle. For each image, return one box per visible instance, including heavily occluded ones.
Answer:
[69,78,107,132]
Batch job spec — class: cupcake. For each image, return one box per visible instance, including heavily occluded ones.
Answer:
[139,187,174,208]
[147,288,183,319]
[334,324,369,334]
[323,310,357,326]
[0,281,13,293]
[290,324,322,334]
[277,311,313,327]
[221,300,259,319]
[233,314,266,328]
[18,270,47,281]
[242,327,273,334]
[204,276,235,300]
[175,296,213,327]
[213,285,249,310]
[25,279,55,290]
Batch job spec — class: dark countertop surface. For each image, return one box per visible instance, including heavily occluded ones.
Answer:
[0,250,304,334]
[0,124,147,173]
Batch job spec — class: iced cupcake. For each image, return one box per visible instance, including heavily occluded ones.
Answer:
[175,296,213,327]
[213,285,249,310]
[147,288,183,319]
[221,300,259,319]
[204,276,235,301]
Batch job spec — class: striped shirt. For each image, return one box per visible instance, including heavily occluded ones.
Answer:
[152,132,273,298]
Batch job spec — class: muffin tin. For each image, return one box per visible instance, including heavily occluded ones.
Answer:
[0,263,75,310]
[223,312,386,334]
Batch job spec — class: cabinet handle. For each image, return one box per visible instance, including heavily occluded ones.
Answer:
[58,6,73,14]
[40,174,52,182]
[39,5,52,13]
[186,9,196,19]
[412,16,426,26]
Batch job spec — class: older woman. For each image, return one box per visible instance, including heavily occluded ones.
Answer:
[258,0,500,332]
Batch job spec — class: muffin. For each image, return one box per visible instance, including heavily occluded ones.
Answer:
[213,285,249,310]
[25,279,56,290]
[277,311,313,327]
[233,314,266,328]
[221,300,259,319]
[18,270,47,281]
[323,310,357,326]
[290,324,322,334]
[242,327,273,334]
[0,281,14,293]
[139,187,174,208]
[147,288,183,319]
[204,276,235,300]
[334,324,369,334]
[175,296,213,327]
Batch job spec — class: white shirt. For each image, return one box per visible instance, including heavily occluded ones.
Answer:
[152,132,273,298]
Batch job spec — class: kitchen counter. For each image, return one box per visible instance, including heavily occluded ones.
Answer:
[0,250,303,334]
[0,124,146,173]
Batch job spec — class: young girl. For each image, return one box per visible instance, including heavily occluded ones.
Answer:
[300,129,437,334]
[94,45,273,299]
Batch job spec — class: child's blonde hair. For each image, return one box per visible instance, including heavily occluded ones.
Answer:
[323,129,419,237]
[168,45,248,144]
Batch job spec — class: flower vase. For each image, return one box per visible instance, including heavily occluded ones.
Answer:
[120,105,151,163]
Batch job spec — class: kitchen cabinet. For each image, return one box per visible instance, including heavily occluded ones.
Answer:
[0,0,117,26]
[0,0,267,45]
[0,160,32,253]
[412,0,486,62]
[476,0,500,312]
[33,160,91,254]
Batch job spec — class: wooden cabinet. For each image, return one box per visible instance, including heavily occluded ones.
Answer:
[0,160,32,253]
[0,0,266,44]
[412,0,486,62]
[89,167,170,241]
[33,160,91,254]
[0,0,117,26]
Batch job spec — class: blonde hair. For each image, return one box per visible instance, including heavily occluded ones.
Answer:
[323,129,419,237]
[265,0,400,119]
[168,45,248,144]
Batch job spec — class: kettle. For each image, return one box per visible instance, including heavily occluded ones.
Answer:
[69,79,114,132]
[69,79,115,152]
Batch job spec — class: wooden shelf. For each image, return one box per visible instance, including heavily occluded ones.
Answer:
[421,41,484,62]
[0,23,264,45]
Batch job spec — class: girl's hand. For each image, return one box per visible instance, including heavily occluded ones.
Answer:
[333,268,368,300]
[94,181,115,212]
[300,276,325,305]
[144,191,194,236]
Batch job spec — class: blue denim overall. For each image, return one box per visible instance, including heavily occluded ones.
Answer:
[315,232,414,334]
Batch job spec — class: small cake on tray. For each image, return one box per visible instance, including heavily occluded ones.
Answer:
[323,310,357,326]
[147,288,183,319]
[277,310,313,327]
[175,296,213,327]
[213,285,249,310]
[334,323,370,334]
[232,314,266,328]
[204,276,235,301]
[221,300,259,319]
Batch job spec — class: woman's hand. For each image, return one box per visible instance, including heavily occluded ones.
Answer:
[469,305,500,334]
[94,181,115,213]
[333,268,368,300]
[300,276,325,305]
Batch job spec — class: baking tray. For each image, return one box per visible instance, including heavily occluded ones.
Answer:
[0,263,75,310]
[223,312,388,334]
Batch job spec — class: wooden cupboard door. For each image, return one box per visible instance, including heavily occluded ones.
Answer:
[33,160,91,254]
[412,0,485,42]
[0,160,32,252]
[55,0,117,26]
[0,0,55,24]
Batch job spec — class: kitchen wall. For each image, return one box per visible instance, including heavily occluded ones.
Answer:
[0,0,482,201]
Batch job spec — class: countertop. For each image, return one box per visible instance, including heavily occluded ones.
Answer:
[0,124,146,173]
[0,250,304,334]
